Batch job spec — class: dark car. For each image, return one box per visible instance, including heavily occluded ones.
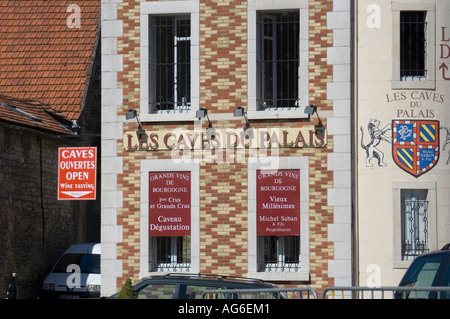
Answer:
[110,273,280,299]
[397,244,450,299]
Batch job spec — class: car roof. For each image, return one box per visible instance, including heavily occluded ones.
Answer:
[408,244,450,263]
[63,243,101,255]
[417,244,450,257]
[134,273,277,287]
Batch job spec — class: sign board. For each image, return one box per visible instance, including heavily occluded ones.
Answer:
[124,126,327,151]
[149,172,191,237]
[256,169,300,236]
[58,147,97,200]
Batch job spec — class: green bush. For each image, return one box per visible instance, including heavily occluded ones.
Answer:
[116,278,137,299]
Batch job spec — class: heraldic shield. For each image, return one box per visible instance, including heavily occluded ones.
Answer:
[392,120,439,178]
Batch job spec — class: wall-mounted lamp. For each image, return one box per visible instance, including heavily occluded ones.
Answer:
[126,109,146,141]
[126,109,142,128]
[196,108,215,140]
[234,107,254,139]
[304,104,325,138]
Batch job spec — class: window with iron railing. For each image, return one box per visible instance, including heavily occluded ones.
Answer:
[149,16,191,112]
[401,189,429,260]
[258,236,300,272]
[400,11,427,81]
[151,236,191,272]
[257,11,299,109]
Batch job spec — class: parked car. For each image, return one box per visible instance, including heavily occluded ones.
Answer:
[41,243,101,299]
[397,243,450,299]
[109,273,281,299]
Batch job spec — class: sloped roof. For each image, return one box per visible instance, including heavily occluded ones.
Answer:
[0,94,72,135]
[0,1,100,120]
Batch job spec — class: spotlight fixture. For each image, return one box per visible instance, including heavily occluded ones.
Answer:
[304,104,316,116]
[126,109,142,129]
[234,106,245,117]
[126,109,146,141]
[195,108,207,120]
[304,104,325,138]
[196,108,215,140]
[234,107,254,139]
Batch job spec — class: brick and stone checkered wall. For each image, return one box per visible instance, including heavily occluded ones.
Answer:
[101,0,352,296]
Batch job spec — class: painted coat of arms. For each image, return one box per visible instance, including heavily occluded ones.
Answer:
[392,120,440,178]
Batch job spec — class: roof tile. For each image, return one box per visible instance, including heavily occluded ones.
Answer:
[0,94,72,135]
[0,1,100,121]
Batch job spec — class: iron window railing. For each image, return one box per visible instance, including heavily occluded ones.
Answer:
[400,11,427,81]
[149,16,191,112]
[151,236,191,272]
[258,236,301,272]
[257,11,299,109]
[401,190,429,260]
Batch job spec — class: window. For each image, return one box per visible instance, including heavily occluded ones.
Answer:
[53,254,100,274]
[137,283,176,299]
[393,181,437,268]
[257,11,299,109]
[391,3,435,89]
[140,159,200,275]
[247,156,310,281]
[400,11,427,81]
[140,1,199,122]
[149,16,191,112]
[247,0,308,120]
[258,236,300,272]
[401,189,429,260]
[151,236,191,272]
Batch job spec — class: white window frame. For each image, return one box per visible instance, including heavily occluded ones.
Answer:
[140,1,199,122]
[140,159,200,277]
[392,2,436,90]
[247,156,310,281]
[393,181,437,269]
[247,0,309,120]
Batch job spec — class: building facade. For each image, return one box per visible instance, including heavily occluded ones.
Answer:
[0,1,101,298]
[356,0,450,286]
[101,0,353,296]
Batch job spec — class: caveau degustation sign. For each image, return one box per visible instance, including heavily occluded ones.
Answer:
[149,172,191,236]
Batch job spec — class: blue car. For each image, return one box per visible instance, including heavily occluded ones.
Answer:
[397,244,450,299]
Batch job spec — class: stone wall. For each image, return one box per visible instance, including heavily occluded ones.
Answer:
[0,125,90,298]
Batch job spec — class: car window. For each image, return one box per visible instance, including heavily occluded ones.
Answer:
[402,254,444,287]
[136,283,176,299]
[179,284,222,299]
[441,258,450,286]
[52,254,100,274]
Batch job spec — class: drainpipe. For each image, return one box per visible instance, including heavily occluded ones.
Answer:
[350,0,360,287]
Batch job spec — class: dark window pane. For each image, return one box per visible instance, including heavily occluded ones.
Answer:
[257,12,299,108]
[400,11,427,79]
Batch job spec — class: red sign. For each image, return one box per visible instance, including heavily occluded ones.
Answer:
[149,172,191,236]
[58,147,97,200]
[257,169,300,236]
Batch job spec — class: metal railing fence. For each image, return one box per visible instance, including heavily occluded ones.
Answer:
[202,287,318,299]
[201,286,450,299]
[321,286,450,299]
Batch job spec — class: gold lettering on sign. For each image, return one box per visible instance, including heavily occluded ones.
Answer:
[123,127,327,151]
